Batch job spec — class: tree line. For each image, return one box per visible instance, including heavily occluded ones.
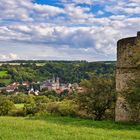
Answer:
[0,61,115,86]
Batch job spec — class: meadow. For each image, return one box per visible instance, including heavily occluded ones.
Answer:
[0,71,8,78]
[0,71,11,85]
[0,115,140,140]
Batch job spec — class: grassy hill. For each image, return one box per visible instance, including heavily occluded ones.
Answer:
[0,71,8,77]
[0,116,140,140]
[0,71,11,86]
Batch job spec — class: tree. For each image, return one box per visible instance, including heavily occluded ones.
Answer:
[0,97,15,116]
[77,75,116,120]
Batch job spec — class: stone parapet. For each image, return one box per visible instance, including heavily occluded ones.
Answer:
[117,33,140,68]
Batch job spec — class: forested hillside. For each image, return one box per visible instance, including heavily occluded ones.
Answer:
[0,61,115,86]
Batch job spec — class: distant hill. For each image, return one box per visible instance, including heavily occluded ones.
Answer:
[0,60,116,85]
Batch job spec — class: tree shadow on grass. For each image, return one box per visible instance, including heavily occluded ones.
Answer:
[26,114,140,131]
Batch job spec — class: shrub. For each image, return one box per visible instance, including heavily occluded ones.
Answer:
[34,96,49,104]
[47,102,59,114]
[9,94,28,104]
[23,103,37,115]
[25,96,35,104]
[24,96,49,115]
[9,108,25,117]
[35,103,48,113]
[46,100,78,117]
[0,97,15,116]
[58,100,78,117]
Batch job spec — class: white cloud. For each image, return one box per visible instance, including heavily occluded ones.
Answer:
[0,53,19,60]
[33,3,65,16]
[0,0,139,61]
[0,0,65,22]
[9,53,19,59]
[103,0,140,15]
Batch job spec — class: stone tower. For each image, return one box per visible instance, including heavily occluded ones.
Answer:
[115,32,140,122]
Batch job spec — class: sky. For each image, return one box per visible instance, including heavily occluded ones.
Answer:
[0,0,140,61]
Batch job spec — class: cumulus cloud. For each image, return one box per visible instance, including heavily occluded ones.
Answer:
[102,0,140,15]
[0,53,19,60]
[0,0,139,61]
[0,0,65,22]
[60,0,93,5]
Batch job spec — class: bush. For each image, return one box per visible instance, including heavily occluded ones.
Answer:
[23,98,78,117]
[47,100,78,117]
[24,103,37,115]
[34,96,49,104]
[9,94,28,104]
[9,108,25,117]
[0,97,15,116]
[47,102,59,114]
[35,103,48,113]
[58,100,78,117]
[23,96,49,115]
[24,103,48,115]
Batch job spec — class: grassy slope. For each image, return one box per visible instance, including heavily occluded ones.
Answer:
[0,71,11,85]
[0,79,11,84]
[0,116,140,140]
[0,71,8,77]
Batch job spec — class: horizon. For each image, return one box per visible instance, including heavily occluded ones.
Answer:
[0,59,116,63]
[0,0,139,61]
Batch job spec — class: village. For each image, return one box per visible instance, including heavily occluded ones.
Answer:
[0,76,84,95]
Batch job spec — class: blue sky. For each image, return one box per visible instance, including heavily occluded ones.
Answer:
[0,0,140,61]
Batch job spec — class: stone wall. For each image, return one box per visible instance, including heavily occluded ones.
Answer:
[115,32,140,122]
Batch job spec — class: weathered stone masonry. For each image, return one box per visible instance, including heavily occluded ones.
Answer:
[115,32,140,122]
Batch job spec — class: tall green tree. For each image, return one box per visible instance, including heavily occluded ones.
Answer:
[77,75,116,120]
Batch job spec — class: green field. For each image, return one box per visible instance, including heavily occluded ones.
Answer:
[0,71,11,85]
[0,79,11,85]
[0,116,140,140]
[0,71,8,78]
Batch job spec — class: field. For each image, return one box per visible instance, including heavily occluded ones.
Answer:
[0,71,8,78]
[0,71,11,85]
[0,79,11,85]
[0,116,140,140]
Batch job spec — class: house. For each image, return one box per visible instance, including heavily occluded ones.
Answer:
[28,87,39,96]
[40,80,53,90]
[22,81,30,87]
[0,82,30,93]
[28,87,39,95]
[40,77,60,91]
[0,87,5,92]
[3,82,19,92]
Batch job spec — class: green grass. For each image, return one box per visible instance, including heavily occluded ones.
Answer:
[36,63,46,66]
[0,71,8,78]
[0,79,11,85]
[0,71,11,86]
[0,115,140,140]
[15,104,24,109]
